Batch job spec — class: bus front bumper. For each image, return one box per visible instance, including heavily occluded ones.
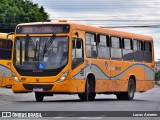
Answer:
[12,79,85,93]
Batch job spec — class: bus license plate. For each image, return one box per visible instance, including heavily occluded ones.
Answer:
[33,88,43,92]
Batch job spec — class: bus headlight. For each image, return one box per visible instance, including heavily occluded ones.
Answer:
[12,72,20,82]
[57,71,69,83]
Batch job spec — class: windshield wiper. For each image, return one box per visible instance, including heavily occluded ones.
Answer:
[43,34,55,57]
[26,34,36,50]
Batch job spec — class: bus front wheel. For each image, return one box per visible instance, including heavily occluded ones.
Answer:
[116,78,136,100]
[35,92,44,102]
[78,78,96,101]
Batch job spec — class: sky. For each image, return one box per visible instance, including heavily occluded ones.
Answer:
[32,0,160,61]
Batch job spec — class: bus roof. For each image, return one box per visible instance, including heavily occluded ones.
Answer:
[17,21,153,41]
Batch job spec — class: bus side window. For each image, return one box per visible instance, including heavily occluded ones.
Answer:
[122,38,133,61]
[85,33,97,58]
[110,36,122,60]
[133,40,144,62]
[144,41,152,62]
[0,39,12,60]
[98,35,110,59]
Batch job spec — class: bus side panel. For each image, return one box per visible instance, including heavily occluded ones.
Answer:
[86,58,111,93]
[110,60,146,92]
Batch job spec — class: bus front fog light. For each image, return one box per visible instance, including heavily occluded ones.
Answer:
[12,72,20,82]
[57,71,69,83]
[14,77,20,82]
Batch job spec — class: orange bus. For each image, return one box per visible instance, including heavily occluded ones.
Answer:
[11,20,155,101]
[0,33,13,87]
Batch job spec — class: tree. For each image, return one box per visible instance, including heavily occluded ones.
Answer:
[0,0,50,32]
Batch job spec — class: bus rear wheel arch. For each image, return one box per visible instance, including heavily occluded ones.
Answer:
[116,77,136,100]
[78,74,96,101]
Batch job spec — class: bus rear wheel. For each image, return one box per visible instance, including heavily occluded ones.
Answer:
[35,92,44,102]
[78,78,96,101]
[116,78,135,100]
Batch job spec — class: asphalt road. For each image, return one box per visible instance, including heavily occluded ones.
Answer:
[0,86,160,120]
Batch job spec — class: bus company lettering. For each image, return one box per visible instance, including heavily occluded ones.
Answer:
[108,66,121,71]
[105,62,121,70]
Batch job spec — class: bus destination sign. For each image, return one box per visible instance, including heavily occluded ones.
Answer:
[16,25,70,34]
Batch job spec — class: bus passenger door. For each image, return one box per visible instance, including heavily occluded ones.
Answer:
[71,31,86,92]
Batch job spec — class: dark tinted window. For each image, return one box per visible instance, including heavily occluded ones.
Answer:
[144,41,152,62]
[144,41,151,52]
[133,40,143,61]
[0,39,12,60]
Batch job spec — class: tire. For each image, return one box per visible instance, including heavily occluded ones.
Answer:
[35,92,44,102]
[78,78,96,101]
[116,78,136,100]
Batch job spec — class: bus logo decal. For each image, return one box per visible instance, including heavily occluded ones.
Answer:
[36,78,39,82]
[39,63,44,70]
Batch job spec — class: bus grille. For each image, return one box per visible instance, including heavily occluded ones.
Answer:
[23,84,53,91]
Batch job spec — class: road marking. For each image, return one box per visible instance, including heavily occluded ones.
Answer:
[79,117,103,119]
[53,117,65,119]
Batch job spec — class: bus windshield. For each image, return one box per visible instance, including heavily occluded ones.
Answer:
[14,36,69,70]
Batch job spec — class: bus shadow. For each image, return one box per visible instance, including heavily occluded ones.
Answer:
[16,98,149,103]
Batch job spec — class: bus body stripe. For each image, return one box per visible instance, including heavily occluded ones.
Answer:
[73,63,154,80]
